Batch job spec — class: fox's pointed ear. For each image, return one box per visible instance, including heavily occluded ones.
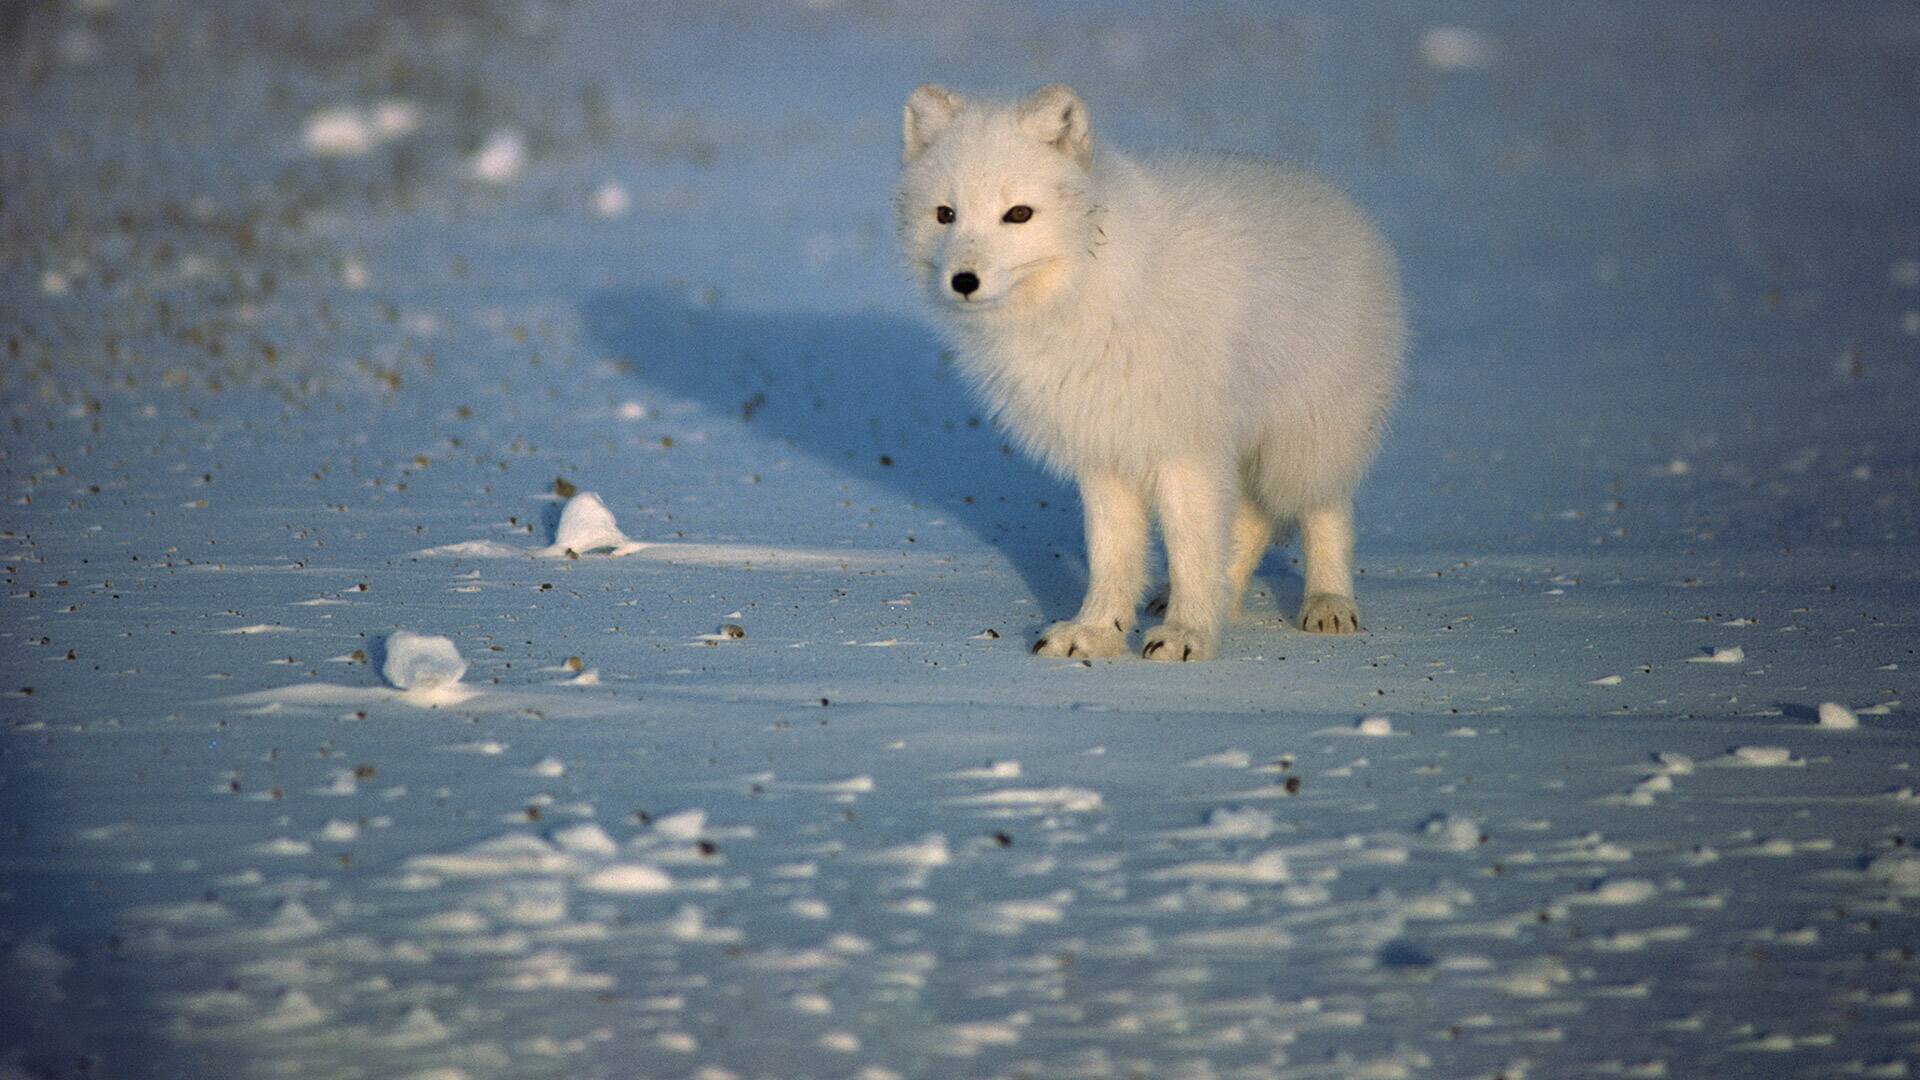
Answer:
[903,85,963,164]
[1017,84,1092,168]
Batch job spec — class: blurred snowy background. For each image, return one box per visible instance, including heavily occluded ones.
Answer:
[3,2,1919,1077]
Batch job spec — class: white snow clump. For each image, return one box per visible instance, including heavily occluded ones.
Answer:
[540,492,648,558]
[382,631,468,690]
[1816,702,1859,730]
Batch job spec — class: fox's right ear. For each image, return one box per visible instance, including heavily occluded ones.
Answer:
[903,84,962,164]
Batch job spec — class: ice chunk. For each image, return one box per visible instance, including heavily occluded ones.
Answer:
[594,181,631,218]
[1868,852,1920,890]
[539,492,648,558]
[579,864,673,894]
[1421,813,1484,852]
[303,107,374,156]
[1687,646,1746,664]
[470,128,527,183]
[1727,745,1802,768]
[552,823,618,855]
[382,631,467,690]
[1816,702,1859,730]
[652,809,707,841]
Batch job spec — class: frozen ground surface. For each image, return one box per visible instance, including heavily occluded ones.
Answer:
[4,1,1920,1077]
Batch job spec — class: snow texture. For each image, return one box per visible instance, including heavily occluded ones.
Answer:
[2,2,1917,1078]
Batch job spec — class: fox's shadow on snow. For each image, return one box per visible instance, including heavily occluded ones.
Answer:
[580,286,1087,618]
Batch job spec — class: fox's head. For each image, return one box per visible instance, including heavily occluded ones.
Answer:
[895,84,1099,316]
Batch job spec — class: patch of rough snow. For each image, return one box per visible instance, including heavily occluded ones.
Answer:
[1163,806,1277,841]
[1184,748,1252,768]
[944,760,1022,780]
[950,786,1102,813]
[1149,851,1290,884]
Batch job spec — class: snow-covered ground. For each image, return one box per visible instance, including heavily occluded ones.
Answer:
[4,2,1919,1077]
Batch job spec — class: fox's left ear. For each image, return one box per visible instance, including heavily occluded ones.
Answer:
[1017,85,1092,168]
[903,84,963,164]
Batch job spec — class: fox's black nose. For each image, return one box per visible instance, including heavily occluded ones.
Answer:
[950,271,980,297]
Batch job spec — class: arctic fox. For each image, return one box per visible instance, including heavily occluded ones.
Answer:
[896,85,1404,661]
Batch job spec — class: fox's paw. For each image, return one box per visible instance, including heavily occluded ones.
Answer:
[1299,593,1362,634]
[1032,620,1129,659]
[1140,623,1217,662]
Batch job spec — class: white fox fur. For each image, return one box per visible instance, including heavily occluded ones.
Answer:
[896,84,1403,661]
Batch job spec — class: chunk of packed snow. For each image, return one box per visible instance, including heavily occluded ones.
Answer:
[539,492,648,557]
[1867,852,1920,890]
[303,107,374,156]
[579,864,673,894]
[1816,702,1859,730]
[1728,746,1802,768]
[1688,646,1746,664]
[382,631,467,690]
[652,809,707,842]
[594,181,631,218]
[1421,814,1484,852]
[470,128,527,183]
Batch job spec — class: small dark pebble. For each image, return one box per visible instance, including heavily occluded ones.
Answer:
[993,831,1013,848]
[721,623,745,639]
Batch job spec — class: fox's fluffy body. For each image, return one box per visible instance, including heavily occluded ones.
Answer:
[896,85,1403,661]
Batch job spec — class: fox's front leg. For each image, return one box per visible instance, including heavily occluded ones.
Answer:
[1034,471,1147,659]
[1142,461,1232,661]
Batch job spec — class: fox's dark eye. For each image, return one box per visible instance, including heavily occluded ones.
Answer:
[1002,205,1033,224]
[935,206,955,224]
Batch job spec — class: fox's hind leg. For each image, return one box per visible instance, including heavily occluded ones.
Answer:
[1149,499,1285,618]
[1225,497,1275,617]
[1298,501,1362,634]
